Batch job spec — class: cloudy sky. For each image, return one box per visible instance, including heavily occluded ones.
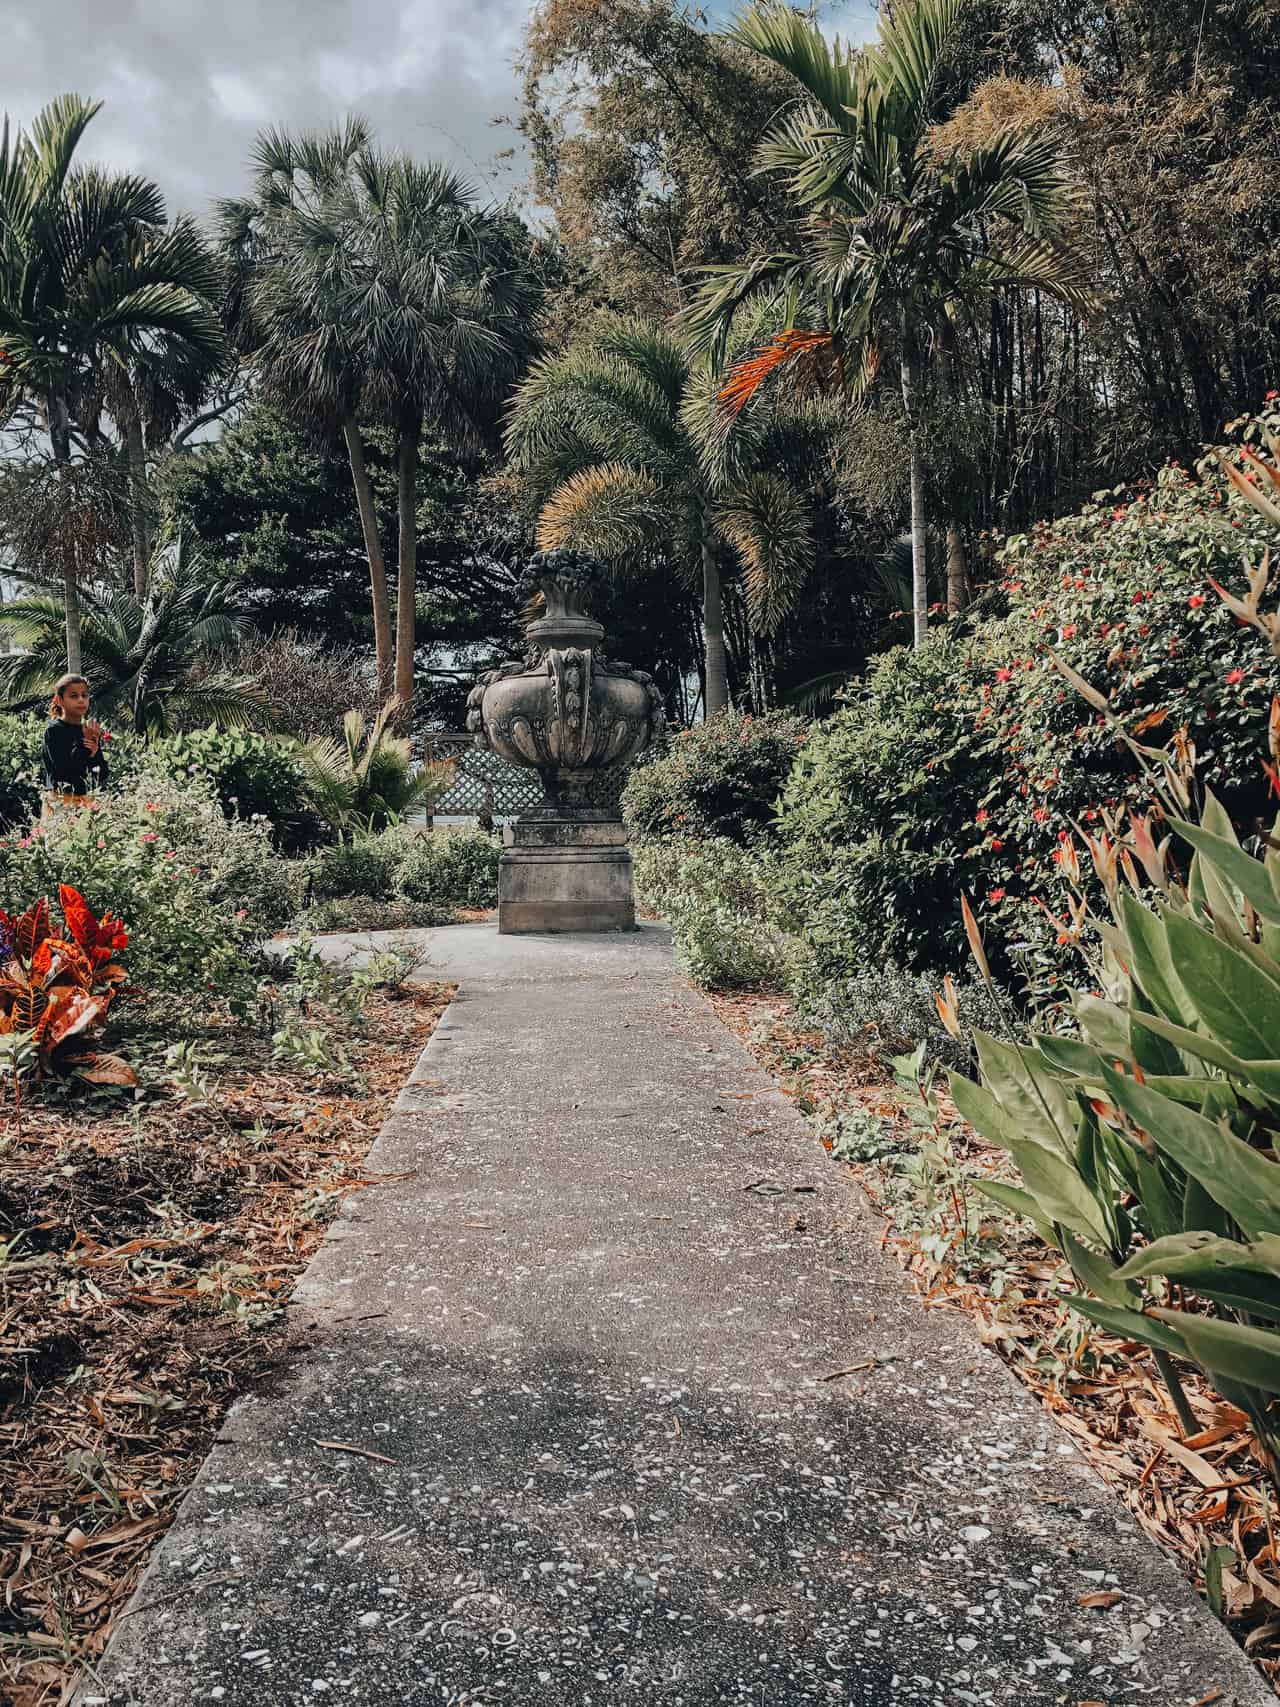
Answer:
[3,0,876,226]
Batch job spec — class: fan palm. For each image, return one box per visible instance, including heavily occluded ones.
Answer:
[298,702,455,833]
[506,316,830,716]
[219,121,396,697]
[0,96,226,668]
[226,131,541,709]
[687,0,1093,646]
[318,154,542,706]
[0,546,265,736]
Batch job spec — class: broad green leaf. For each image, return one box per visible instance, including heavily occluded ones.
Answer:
[1183,1172,1235,1240]
[1151,1309,1280,1395]
[1129,1007,1280,1102]
[1072,992,1131,1059]
[1102,1066,1280,1238]
[1130,1152,1184,1241]
[1067,1295,1189,1357]
[1060,1230,1134,1305]
[1115,1230,1276,1280]
[951,1073,1111,1245]
[1118,893,1196,1027]
[972,1031,1075,1153]
[1128,986,1183,1078]
[1164,909,1280,1060]
[972,1178,1056,1248]
[1167,812,1280,921]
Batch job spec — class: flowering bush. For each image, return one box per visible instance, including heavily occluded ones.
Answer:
[0,774,300,1000]
[149,727,320,851]
[0,885,130,1074]
[777,408,1280,993]
[622,711,808,844]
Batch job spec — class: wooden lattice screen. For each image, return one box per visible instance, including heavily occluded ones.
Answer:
[423,734,629,819]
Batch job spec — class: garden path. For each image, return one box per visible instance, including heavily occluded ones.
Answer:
[82,925,1268,1706]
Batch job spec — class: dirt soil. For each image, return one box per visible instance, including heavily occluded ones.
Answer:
[0,978,452,1707]
[711,990,1280,1701]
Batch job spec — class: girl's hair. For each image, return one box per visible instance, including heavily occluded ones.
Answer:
[48,673,89,718]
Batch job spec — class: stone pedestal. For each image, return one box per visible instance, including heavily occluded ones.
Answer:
[498,814,636,935]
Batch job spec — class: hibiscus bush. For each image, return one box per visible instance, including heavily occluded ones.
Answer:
[777,407,1280,997]
[0,775,299,1001]
[149,727,320,851]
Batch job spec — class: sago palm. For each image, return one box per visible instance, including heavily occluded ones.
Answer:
[506,316,829,716]
[0,545,265,736]
[298,702,455,832]
[688,0,1092,646]
[0,96,226,668]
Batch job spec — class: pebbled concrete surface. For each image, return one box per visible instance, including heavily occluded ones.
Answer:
[82,925,1270,1706]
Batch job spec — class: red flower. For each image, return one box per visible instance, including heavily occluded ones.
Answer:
[988,888,1006,903]
[1226,668,1245,685]
[1060,624,1077,639]
[995,667,1013,683]
[1188,594,1205,608]
[989,837,1003,851]
[975,809,988,824]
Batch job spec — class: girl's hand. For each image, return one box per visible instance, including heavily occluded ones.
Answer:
[83,719,102,755]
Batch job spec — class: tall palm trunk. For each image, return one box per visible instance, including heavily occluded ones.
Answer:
[946,522,969,615]
[342,418,394,701]
[124,401,151,601]
[394,417,420,710]
[899,321,928,649]
[700,519,729,718]
[49,389,82,673]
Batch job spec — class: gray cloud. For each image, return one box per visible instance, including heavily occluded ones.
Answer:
[3,0,533,225]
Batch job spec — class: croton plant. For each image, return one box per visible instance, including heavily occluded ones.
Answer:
[0,885,133,1082]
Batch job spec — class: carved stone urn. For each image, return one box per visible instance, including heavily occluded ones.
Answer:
[466,550,664,933]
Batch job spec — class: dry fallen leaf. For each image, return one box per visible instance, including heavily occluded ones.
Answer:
[1075,1590,1124,1609]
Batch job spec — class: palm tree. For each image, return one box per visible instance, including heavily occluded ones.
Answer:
[0,544,266,735]
[225,131,542,710]
[0,96,226,669]
[505,317,827,716]
[219,121,397,698]
[298,702,455,832]
[687,0,1092,647]
[321,154,542,707]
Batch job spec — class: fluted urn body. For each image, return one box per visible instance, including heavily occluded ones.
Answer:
[466,553,664,811]
[466,552,664,932]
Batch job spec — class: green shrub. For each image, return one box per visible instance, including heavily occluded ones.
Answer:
[622,711,808,844]
[792,955,1005,1075]
[0,773,299,1000]
[298,897,448,933]
[308,834,401,904]
[150,727,318,851]
[777,416,1280,993]
[0,714,45,828]
[394,828,500,909]
[633,836,793,989]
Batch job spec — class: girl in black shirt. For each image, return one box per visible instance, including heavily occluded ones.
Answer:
[42,674,109,799]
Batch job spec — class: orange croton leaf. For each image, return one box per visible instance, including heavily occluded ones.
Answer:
[15,898,50,964]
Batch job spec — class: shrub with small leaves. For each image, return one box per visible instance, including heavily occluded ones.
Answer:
[633,836,794,989]
[623,711,808,844]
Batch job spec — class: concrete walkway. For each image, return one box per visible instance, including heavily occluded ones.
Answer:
[85,925,1268,1706]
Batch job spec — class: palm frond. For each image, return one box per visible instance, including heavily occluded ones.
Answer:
[727,4,860,130]
[715,471,815,633]
[536,464,666,559]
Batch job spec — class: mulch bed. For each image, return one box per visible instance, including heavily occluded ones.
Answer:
[711,990,1280,1699]
[0,978,452,1707]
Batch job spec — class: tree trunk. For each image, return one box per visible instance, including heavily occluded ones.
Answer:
[946,522,969,615]
[899,330,928,649]
[394,418,420,711]
[125,403,151,601]
[343,418,394,702]
[49,390,82,674]
[700,525,729,718]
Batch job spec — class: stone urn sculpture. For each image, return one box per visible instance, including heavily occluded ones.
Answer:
[466,550,664,933]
